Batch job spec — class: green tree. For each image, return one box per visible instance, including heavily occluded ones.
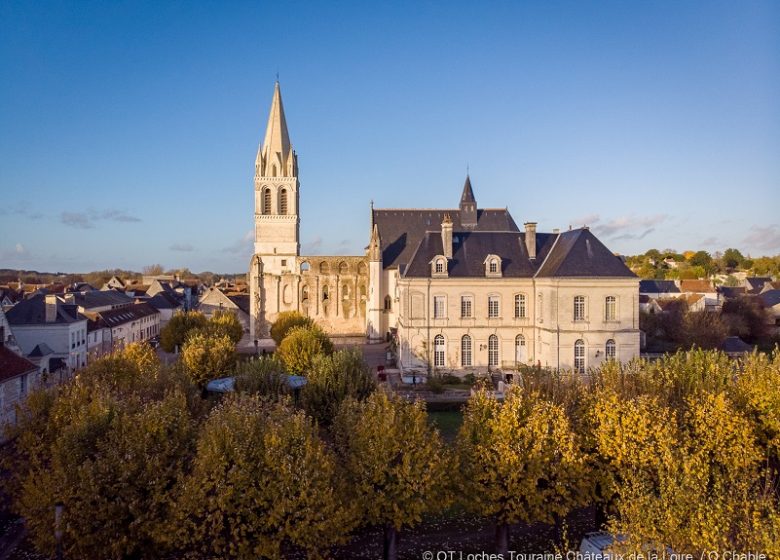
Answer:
[457,387,589,555]
[207,310,244,344]
[722,248,745,270]
[160,311,208,352]
[334,391,452,560]
[301,349,376,425]
[171,395,355,559]
[234,356,291,400]
[269,310,314,346]
[181,331,235,386]
[276,324,333,375]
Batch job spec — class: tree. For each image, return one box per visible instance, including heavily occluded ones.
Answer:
[334,391,452,560]
[722,248,745,270]
[3,359,197,559]
[207,310,244,345]
[457,387,589,555]
[121,341,160,378]
[171,395,355,559]
[233,355,291,400]
[180,332,235,386]
[270,310,314,345]
[142,264,165,276]
[276,325,333,375]
[160,311,208,352]
[301,349,376,425]
[722,296,771,343]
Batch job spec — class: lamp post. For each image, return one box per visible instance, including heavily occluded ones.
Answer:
[54,502,63,560]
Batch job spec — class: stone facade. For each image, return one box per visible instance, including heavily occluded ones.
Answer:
[249,82,641,370]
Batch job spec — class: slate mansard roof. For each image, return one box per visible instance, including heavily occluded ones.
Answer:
[372,208,520,270]
[73,290,133,310]
[639,280,681,294]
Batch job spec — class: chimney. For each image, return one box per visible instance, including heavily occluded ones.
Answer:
[524,222,537,260]
[441,213,453,259]
[45,294,58,323]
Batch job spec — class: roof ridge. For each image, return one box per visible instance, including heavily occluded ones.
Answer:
[533,231,564,278]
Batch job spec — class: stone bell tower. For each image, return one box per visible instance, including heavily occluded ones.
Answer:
[250,82,300,338]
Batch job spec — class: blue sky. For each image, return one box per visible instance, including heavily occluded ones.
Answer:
[1,0,778,273]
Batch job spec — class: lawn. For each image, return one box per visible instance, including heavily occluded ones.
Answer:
[427,410,464,442]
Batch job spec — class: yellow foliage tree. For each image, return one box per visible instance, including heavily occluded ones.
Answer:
[457,387,589,555]
[180,331,235,386]
[333,390,452,560]
[171,395,355,559]
[276,324,333,375]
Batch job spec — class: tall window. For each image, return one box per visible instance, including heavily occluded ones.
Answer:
[488,296,500,318]
[461,335,472,367]
[574,339,585,374]
[262,188,271,214]
[433,296,446,319]
[515,334,526,364]
[489,259,498,273]
[279,188,288,214]
[434,335,445,368]
[461,295,473,318]
[605,339,616,360]
[537,293,544,323]
[605,296,616,321]
[384,295,392,310]
[574,296,586,321]
[488,334,499,367]
[514,294,526,318]
[435,259,445,274]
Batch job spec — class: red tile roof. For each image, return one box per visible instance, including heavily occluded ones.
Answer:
[0,346,38,383]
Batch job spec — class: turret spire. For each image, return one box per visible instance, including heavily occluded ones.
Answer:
[459,175,477,228]
[257,81,295,177]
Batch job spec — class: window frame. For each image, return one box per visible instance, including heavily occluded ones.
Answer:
[433,295,446,319]
[488,295,500,318]
[434,334,445,368]
[574,295,586,321]
[514,293,526,318]
[460,295,473,319]
[605,296,617,321]
[605,339,616,360]
[488,334,499,367]
[574,339,585,374]
[461,335,472,367]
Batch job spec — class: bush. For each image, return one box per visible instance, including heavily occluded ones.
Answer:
[234,356,290,400]
[180,332,235,387]
[160,311,208,352]
[276,325,333,375]
[269,311,313,346]
[301,349,376,425]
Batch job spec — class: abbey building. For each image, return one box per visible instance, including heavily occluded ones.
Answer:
[249,83,640,372]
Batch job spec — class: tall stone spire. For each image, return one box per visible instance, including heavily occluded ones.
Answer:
[459,175,477,228]
[256,81,296,178]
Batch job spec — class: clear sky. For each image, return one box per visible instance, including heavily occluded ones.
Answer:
[1,0,778,273]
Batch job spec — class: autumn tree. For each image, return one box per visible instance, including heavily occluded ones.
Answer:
[206,309,244,345]
[276,324,333,375]
[233,355,291,400]
[160,310,208,352]
[269,310,314,345]
[2,356,198,559]
[180,331,235,386]
[334,390,452,560]
[301,348,376,425]
[142,264,165,276]
[171,395,355,559]
[689,250,713,274]
[457,387,589,555]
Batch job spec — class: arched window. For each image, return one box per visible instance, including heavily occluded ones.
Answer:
[322,285,329,301]
[435,259,445,274]
[514,294,526,318]
[262,188,271,214]
[434,335,445,368]
[300,261,310,273]
[384,295,392,311]
[574,339,585,374]
[515,335,526,364]
[574,296,586,321]
[279,188,288,214]
[605,296,616,321]
[357,262,367,275]
[301,285,309,302]
[488,334,499,367]
[338,261,348,275]
[320,261,330,274]
[489,259,498,273]
[461,335,472,367]
[605,339,616,360]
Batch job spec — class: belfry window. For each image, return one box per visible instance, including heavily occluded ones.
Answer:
[262,188,271,214]
[279,189,288,214]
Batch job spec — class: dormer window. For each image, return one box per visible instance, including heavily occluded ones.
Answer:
[484,254,502,277]
[431,256,448,277]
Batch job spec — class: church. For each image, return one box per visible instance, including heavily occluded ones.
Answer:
[249,83,641,372]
